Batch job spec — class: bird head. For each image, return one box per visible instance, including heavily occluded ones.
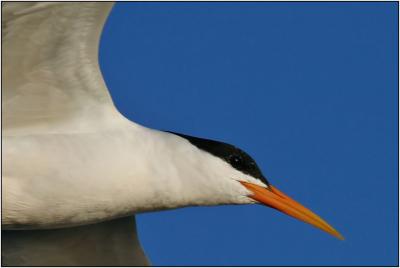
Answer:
[171,132,343,240]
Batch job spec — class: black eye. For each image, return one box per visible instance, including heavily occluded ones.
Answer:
[229,155,243,168]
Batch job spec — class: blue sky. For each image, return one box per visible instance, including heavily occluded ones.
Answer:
[100,2,398,266]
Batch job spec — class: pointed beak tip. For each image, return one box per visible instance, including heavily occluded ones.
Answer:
[334,232,345,241]
[241,181,344,241]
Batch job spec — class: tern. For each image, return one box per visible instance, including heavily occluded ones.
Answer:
[2,2,343,266]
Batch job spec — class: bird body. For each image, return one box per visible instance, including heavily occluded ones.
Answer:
[3,123,258,229]
[2,2,342,266]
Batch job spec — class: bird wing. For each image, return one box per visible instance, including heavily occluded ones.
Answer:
[2,216,150,266]
[3,2,123,136]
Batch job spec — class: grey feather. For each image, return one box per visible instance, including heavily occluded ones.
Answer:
[2,216,150,266]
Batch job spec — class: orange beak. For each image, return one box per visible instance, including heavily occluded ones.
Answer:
[241,181,344,240]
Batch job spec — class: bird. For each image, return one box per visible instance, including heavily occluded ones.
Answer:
[2,2,343,266]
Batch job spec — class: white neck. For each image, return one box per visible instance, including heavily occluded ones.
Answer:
[3,121,258,229]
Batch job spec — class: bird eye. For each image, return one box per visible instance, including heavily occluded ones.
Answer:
[229,155,242,168]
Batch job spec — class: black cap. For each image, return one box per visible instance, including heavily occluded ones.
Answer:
[168,131,269,186]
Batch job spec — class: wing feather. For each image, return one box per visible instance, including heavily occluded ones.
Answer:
[2,216,150,266]
[2,2,124,135]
